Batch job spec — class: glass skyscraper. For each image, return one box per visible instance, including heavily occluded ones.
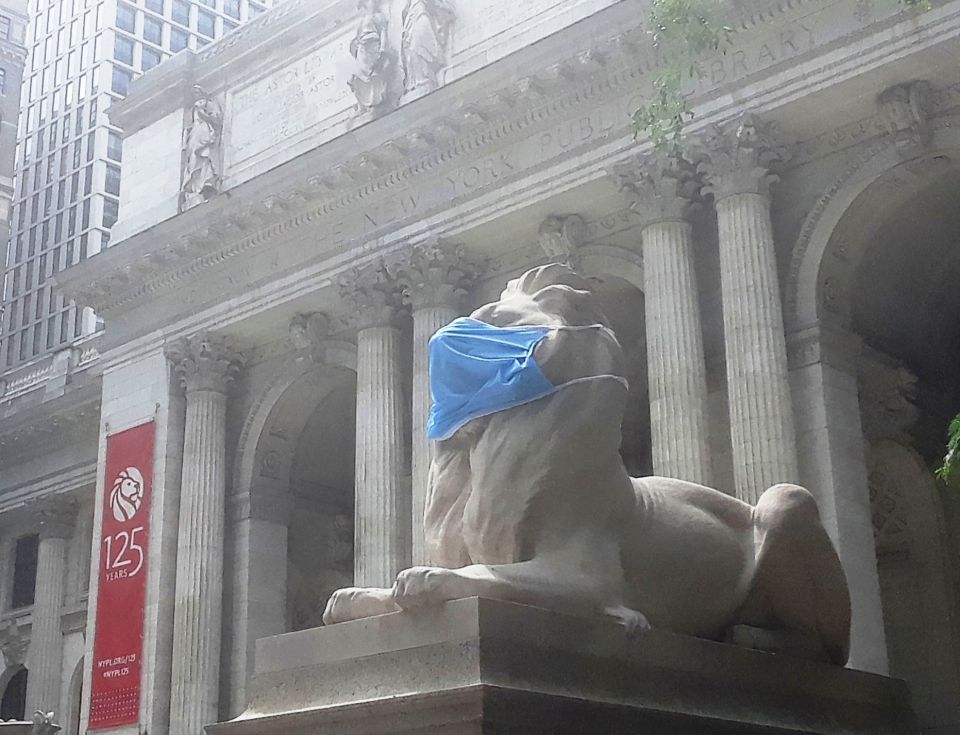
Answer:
[0,0,272,367]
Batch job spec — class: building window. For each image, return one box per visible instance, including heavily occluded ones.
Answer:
[116,3,136,32]
[141,46,161,71]
[171,0,189,26]
[224,0,240,19]
[103,197,119,227]
[145,0,164,13]
[169,27,187,52]
[114,34,135,65]
[0,15,11,41]
[11,535,40,608]
[107,130,122,161]
[199,0,215,7]
[197,10,215,37]
[111,66,132,95]
[0,67,6,95]
[143,16,162,44]
[105,164,121,196]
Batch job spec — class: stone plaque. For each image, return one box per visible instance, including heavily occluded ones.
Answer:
[227,32,354,164]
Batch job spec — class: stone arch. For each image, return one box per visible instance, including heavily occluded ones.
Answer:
[233,341,357,502]
[64,657,84,735]
[867,440,960,730]
[578,244,644,293]
[226,343,357,718]
[0,665,27,721]
[785,115,960,332]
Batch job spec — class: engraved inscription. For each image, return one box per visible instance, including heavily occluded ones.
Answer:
[229,34,354,162]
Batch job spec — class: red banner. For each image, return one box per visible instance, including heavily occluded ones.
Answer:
[89,421,154,730]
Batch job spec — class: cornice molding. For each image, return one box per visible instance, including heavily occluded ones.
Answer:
[58,0,953,323]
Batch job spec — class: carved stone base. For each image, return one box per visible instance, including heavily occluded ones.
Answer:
[208,598,917,735]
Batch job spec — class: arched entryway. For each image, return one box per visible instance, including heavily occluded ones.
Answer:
[226,344,357,717]
[0,666,27,721]
[788,120,960,730]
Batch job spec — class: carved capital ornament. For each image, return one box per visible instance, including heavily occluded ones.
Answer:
[336,260,406,330]
[610,152,700,226]
[165,332,245,393]
[396,240,479,310]
[692,113,792,199]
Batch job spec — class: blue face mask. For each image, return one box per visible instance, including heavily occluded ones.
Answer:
[426,317,627,441]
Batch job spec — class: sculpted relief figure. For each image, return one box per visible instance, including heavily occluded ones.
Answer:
[179,85,223,212]
[401,0,455,100]
[324,264,851,664]
[348,0,394,115]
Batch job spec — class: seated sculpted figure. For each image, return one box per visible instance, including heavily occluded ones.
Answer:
[324,264,851,664]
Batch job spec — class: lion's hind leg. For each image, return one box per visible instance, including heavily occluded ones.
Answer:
[734,483,851,664]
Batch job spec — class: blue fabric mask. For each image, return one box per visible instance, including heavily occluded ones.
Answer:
[426,317,555,441]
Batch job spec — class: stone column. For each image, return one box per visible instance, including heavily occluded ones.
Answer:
[397,243,475,565]
[339,264,408,587]
[614,153,712,485]
[695,114,799,503]
[789,323,887,673]
[166,333,243,734]
[25,499,75,715]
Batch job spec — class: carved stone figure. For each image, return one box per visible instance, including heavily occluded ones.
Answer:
[877,80,932,150]
[348,0,394,115]
[179,85,223,212]
[324,264,852,665]
[30,712,60,735]
[401,0,455,100]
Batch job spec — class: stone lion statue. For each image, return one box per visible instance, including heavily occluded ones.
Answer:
[324,264,851,664]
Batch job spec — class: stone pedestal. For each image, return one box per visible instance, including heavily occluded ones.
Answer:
[166,333,243,735]
[210,598,918,735]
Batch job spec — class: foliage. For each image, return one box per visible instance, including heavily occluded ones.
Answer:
[632,0,732,152]
[936,413,960,485]
[632,0,932,151]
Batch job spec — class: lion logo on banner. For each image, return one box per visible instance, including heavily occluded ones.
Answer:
[110,467,144,522]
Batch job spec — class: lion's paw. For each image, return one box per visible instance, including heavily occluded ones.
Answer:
[392,566,458,609]
[322,587,395,625]
[604,605,651,637]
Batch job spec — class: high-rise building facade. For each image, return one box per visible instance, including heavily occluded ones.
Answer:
[0,0,272,368]
[0,0,27,334]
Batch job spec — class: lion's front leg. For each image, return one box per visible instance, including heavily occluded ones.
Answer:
[323,586,400,625]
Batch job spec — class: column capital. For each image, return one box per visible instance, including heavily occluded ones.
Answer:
[692,113,792,199]
[396,240,480,311]
[610,151,700,227]
[336,260,406,330]
[165,332,244,394]
[31,496,77,540]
